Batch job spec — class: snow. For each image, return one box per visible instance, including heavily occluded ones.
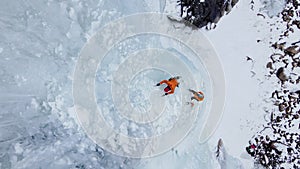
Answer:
[259,0,287,18]
[0,0,293,168]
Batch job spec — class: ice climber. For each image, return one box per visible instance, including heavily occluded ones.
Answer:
[156,76,180,96]
[186,89,204,107]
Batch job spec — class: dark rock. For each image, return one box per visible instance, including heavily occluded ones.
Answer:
[292,20,300,29]
[284,45,299,56]
[178,0,239,28]
[267,62,273,69]
[276,67,289,82]
[246,56,253,61]
[279,103,285,112]
[272,42,285,51]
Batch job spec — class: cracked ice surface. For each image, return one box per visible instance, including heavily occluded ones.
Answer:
[0,0,149,168]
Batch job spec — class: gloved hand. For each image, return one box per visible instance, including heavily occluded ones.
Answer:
[156,83,160,86]
[164,93,168,96]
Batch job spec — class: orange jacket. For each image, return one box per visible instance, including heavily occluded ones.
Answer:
[194,91,204,101]
[159,78,179,94]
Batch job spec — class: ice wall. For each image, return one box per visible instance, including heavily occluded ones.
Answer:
[0,0,150,168]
